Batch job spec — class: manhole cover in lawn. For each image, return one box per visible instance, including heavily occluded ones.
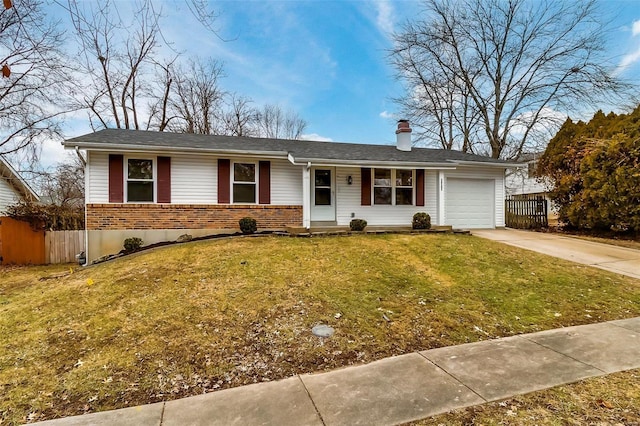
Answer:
[312,324,335,338]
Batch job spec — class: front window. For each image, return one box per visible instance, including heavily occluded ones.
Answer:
[127,159,154,202]
[233,162,256,203]
[374,169,392,205]
[373,168,414,206]
[395,169,413,205]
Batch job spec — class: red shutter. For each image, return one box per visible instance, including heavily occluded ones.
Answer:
[157,156,171,203]
[416,169,425,207]
[218,159,230,204]
[259,161,271,204]
[361,168,371,206]
[108,154,124,203]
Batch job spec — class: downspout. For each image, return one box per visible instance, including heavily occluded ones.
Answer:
[75,146,86,167]
[302,161,311,230]
[438,171,445,226]
[77,146,88,266]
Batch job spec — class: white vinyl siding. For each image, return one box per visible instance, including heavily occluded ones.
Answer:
[335,167,436,227]
[0,177,21,213]
[87,151,109,203]
[171,155,217,204]
[86,153,302,206]
[270,159,302,205]
[505,166,551,197]
[425,170,438,225]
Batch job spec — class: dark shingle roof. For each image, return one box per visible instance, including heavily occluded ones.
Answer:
[65,128,514,166]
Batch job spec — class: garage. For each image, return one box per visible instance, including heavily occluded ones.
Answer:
[445,178,495,228]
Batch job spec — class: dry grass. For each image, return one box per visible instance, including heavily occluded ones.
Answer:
[1,234,639,424]
[567,235,640,251]
[409,369,640,425]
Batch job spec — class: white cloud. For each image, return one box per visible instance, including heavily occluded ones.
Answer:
[301,133,333,142]
[379,110,395,119]
[616,46,640,74]
[374,0,395,35]
[39,139,70,169]
[616,19,640,73]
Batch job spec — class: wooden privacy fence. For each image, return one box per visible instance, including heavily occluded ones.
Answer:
[0,216,45,265]
[0,216,85,265]
[45,231,85,264]
[505,196,548,229]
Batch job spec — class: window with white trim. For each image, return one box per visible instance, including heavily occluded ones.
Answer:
[373,168,413,205]
[373,169,392,205]
[233,162,256,203]
[395,169,413,205]
[127,158,154,202]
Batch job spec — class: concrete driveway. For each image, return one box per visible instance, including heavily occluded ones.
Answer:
[473,228,640,279]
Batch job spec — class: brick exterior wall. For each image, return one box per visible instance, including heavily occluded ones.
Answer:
[86,204,303,230]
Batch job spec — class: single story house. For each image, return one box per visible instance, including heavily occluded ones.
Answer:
[0,156,39,213]
[64,121,517,263]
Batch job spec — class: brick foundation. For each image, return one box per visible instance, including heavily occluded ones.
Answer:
[86,204,303,231]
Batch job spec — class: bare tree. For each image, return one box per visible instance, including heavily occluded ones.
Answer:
[391,0,632,159]
[64,1,309,141]
[0,0,72,159]
[167,58,226,134]
[254,104,307,140]
[64,0,232,133]
[146,57,179,132]
[67,0,166,130]
[219,94,258,137]
[39,155,85,208]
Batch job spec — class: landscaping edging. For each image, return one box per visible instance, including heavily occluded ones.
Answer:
[88,228,470,266]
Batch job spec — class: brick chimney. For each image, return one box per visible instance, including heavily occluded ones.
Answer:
[396,120,412,151]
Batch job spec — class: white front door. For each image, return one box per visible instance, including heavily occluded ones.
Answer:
[310,167,336,222]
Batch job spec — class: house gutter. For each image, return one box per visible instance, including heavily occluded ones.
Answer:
[454,160,523,168]
[288,156,457,169]
[63,143,289,159]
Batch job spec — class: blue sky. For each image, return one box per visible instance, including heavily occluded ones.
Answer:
[44,0,640,165]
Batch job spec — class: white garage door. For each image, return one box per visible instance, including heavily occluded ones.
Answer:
[445,178,495,228]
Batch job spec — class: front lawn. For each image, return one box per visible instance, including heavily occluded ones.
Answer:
[411,368,640,425]
[1,234,639,424]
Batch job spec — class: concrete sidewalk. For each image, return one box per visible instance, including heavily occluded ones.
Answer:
[473,228,640,279]
[33,317,640,426]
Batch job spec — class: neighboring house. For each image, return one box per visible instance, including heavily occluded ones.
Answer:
[505,152,557,223]
[0,156,39,213]
[64,121,517,263]
[505,152,549,199]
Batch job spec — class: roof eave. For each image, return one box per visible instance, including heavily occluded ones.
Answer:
[64,142,289,158]
[453,160,521,168]
[289,157,457,169]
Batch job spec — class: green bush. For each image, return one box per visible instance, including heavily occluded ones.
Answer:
[412,212,431,230]
[350,218,367,231]
[123,237,143,252]
[239,217,257,234]
[539,107,640,232]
